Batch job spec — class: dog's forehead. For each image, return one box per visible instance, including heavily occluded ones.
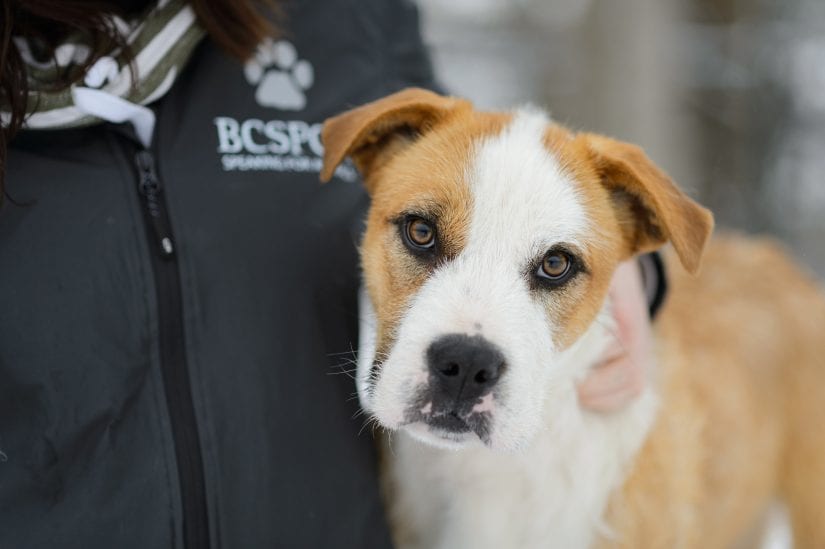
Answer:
[464,109,589,257]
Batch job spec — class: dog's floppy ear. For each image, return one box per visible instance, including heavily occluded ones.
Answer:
[320,87,467,188]
[583,133,714,273]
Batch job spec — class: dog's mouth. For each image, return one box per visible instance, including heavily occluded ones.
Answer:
[403,398,493,447]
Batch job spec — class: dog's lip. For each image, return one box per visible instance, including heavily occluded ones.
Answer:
[405,421,476,446]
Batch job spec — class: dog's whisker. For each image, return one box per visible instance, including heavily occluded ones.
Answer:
[358,415,383,438]
[327,371,356,379]
[327,361,359,379]
[327,350,357,357]
[385,431,396,458]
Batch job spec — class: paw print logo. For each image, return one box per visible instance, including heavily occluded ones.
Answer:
[244,39,314,111]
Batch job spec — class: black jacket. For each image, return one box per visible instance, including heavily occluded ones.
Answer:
[0,1,437,547]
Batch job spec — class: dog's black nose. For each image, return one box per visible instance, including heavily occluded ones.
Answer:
[426,334,505,405]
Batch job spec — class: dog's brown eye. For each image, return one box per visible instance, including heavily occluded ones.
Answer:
[540,252,571,280]
[532,248,582,290]
[405,218,436,249]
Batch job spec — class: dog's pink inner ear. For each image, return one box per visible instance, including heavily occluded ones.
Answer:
[320,88,466,188]
[583,133,714,273]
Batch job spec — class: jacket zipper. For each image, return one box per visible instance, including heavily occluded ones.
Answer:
[134,148,210,549]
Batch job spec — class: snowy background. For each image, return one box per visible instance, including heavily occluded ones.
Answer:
[419,0,825,277]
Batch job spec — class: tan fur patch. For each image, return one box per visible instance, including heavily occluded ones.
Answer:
[535,126,627,348]
[599,237,825,548]
[362,111,512,359]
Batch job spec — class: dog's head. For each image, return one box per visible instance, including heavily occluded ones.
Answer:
[322,88,713,452]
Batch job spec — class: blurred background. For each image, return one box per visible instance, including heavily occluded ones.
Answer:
[418,0,825,275]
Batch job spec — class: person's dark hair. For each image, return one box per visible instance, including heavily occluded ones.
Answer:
[0,0,278,205]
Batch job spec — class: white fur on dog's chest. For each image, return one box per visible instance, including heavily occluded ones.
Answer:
[386,333,658,549]
[359,290,659,548]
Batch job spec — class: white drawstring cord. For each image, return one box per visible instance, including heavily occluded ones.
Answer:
[72,56,156,147]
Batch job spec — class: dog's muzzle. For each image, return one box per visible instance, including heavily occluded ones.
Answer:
[407,333,505,439]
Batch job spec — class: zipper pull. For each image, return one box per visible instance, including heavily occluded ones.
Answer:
[135,150,175,258]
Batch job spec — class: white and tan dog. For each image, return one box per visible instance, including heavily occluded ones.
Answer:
[320,88,825,548]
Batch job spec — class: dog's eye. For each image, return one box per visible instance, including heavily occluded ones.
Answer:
[537,251,573,282]
[403,217,436,250]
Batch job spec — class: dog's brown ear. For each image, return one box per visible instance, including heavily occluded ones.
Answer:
[320,88,467,188]
[583,133,714,273]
